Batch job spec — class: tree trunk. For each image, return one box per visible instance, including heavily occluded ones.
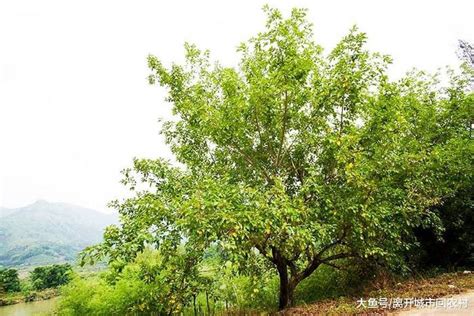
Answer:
[206,291,211,315]
[277,263,295,310]
[193,294,197,316]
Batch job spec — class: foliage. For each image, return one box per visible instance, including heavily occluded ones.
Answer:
[30,264,73,290]
[61,250,268,315]
[195,246,279,311]
[61,250,196,315]
[0,268,21,293]
[294,261,368,304]
[82,6,473,310]
[414,183,474,269]
[411,41,474,270]
[58,272,151,316]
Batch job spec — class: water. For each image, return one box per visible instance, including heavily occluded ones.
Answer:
[0,298,58,316]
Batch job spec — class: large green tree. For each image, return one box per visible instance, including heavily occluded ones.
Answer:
[30,264,72,290]
[84,7,473,309]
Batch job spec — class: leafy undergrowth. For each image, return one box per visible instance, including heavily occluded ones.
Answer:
[279,271,474,315]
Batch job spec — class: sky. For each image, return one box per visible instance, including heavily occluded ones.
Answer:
[0,0,472,212]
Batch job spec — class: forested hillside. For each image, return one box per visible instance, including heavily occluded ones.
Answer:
[0,200,117,267]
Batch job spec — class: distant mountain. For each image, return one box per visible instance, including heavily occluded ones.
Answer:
[0,200,118,267]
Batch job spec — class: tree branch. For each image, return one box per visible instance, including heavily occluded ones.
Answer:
[255,243,276,264]
[295,257,321,283]
[321,252,354,263]
[276,90,289,167]
[228,142,272,183]
[314,226,349,259]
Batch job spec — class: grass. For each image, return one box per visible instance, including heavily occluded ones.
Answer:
[281,271,474,315]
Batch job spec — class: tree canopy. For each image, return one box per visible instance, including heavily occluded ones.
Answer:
[83,7,473,310]
[31,264,73,290]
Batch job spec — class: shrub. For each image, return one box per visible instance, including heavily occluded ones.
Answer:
[0,268,21,293]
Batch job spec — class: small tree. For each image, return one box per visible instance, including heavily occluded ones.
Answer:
[84,7,473,309]
[0,268,21,293]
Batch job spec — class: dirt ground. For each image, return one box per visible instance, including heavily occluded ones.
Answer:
[393,290,474,316]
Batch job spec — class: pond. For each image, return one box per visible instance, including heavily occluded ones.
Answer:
[0,297,59,316]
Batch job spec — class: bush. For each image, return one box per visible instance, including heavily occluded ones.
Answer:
[58,251,182,315]
[59,250,281,315]
[294,263,367,304]
[0,268,21,293]
[414,185,474,270]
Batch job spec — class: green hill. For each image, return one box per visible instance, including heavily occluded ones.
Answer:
[0,200,117,267]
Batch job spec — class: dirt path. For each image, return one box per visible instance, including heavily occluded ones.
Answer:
[393,290,474,315]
